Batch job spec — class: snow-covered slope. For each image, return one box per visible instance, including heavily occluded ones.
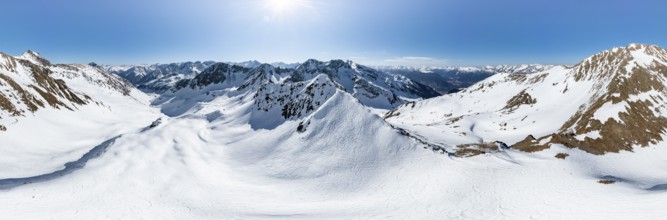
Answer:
[3,84,667,219]
[2,46,667,219]
[105,61,216,93]
[152,59,439,115]
[0,51,88,127]
[290,59,440,108]
[0,50,160,179]
[6,59,667,219]
[386,44,667,155]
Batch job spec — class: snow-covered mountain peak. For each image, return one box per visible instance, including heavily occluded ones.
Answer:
[19,50,42,59]
[17,50,51,66]
[298,58,325,70]
[234,60,263,68]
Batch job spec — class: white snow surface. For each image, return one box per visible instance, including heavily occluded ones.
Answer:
[2,86,667,219]
[1,46,667,219]
[593,101,627,123]
[386,65,598,146]
[0,53,162,179]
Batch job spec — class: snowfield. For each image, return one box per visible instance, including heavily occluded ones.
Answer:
[1,46,667,219]
[1,89,666,219]
[2,111,667,219]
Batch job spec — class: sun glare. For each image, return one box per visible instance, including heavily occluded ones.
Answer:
[264,0,313,21]
[267,0,298,12]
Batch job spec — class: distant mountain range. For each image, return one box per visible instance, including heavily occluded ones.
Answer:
[376,64,552,93]
[108,59,441,110]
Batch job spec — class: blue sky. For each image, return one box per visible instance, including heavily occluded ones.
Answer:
[2,0,666,66]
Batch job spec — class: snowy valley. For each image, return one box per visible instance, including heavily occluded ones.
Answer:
[1,44,667,219]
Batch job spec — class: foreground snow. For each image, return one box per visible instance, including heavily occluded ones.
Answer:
[1,92,666,219]
[1,47,667,219]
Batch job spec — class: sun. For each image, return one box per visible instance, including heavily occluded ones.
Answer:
[266,0,299,13]
[263,0,312,20]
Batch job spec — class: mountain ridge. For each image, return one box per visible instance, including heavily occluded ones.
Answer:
[386,43,667,155]
[142,58,440,113]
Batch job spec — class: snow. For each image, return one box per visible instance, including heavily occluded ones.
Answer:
[16,50,46,65]
[1,47,667,219]
[593,101,627,123]
[576,130,602,141]
[631,49,657,67]
[385,65,599,145]
[0,102,158,179]
[0,56,162,179]
[2,107,667,219]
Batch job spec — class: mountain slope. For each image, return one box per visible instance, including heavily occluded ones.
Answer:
[0,51,89,129]
[3,69,667,219]
[2,46,667,219]
[386,44,667,155]
[151,59,439,116]
[105,61,215,93]
[0,50,160,178]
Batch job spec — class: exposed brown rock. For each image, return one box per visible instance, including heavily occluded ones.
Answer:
[512,135,551,152]
[455,142,500,157]
[0,52,18,72]
[598,180,616,184]
[555,153,569,159]
[528,73,548,84]
[0,52,90,124]
[503,89,537,113]
[0,73,43,113]
[506,74,528,84]
[0,90,21,116]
